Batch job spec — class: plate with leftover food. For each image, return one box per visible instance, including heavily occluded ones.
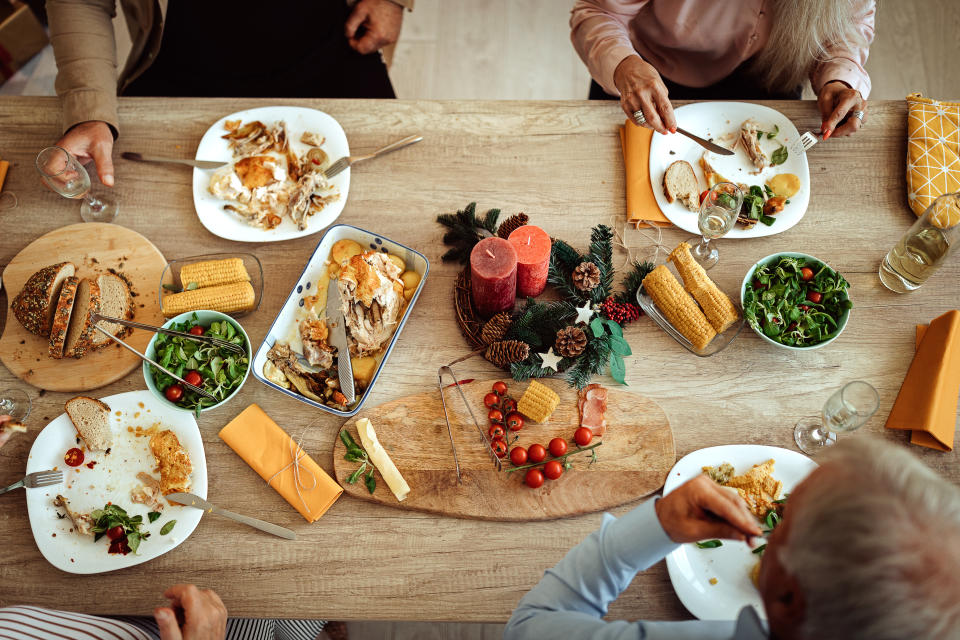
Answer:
[252,224,428,417]
[663,445,817,620]
[650,102,810,238]
[25,390,207,574]
[192,106,349,242]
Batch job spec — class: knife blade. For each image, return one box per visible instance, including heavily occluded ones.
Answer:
[166,492,297,540]
[675,127,735,156]
[121,152,227,170]
[327,277,356,405]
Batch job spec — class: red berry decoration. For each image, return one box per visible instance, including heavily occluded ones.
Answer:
[488,409,504,424]
[543,460,564,480]
[574,427,593,447]
[489,424,506,440]
[491,439,508,458]
[525,468,545,488]
[548,438,568,458]
[509,447,528,466]
[483,393,500,409]
[528,443,547,463]
[600,296,641,325]
[492,381,508,396]
[505,412,524,431]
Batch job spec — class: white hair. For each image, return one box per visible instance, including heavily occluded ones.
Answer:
[780,437,960,640]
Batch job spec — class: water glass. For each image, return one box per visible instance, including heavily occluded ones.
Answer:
[794,381,879,454]
[36,146,119,223]
[879,192,958,292]
[0,388,31,422]
[692,182,743,269]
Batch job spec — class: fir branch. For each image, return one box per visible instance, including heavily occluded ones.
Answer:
[551,239,583,272]
[585,225,615,302]
[615,259,656,304]
[436,202,498,264]
[548,242,585,303]
[565,332,613,390]
[483,208,501,233]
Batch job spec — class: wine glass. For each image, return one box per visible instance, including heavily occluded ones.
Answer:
[794,381,879,454]
[36,146,119,223]
[0,388,31,422]
[692,182,743,269]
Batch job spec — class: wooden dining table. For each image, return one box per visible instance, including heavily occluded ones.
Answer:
[0,96,956,623]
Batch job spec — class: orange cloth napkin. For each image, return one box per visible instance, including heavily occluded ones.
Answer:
[219,404,342,522]
[906,93,960,216]
[885,310,960,451]
[620,119,672,228]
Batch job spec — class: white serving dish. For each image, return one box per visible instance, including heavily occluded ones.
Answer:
[649,102,811,238]
[252,224,429,417]
[25,390,207,574]
[192,106,350,242]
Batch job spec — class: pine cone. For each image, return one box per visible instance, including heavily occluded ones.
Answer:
[572,261,601,291]
[496,212,530,239]
[485,340,530,368]
[480,312,512,345]
[555,326,588,358]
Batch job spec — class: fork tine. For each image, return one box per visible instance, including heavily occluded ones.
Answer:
[323,157,349,179]
[31,470,63,482]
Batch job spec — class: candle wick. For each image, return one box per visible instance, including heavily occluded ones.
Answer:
[485,249,495,259]
[526,237,530,245]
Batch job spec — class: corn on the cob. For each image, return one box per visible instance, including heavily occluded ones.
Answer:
[162,281,255,316]
[642,265,716,350]
[517,380,561,423]
[179,258,250,289]
[668,242,739,333]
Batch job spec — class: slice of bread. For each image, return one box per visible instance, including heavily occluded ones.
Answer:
[12,262,76,337]
[65,396,113,451]
[64,278,102,359]
[663,160,701,212]
[90,273,134,350]
[48,276,80,359]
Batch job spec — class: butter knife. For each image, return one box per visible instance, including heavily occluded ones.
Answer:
[121,152,227,170]
[166,492,296,540]
[675,127,735,156]
[326,278,356,405]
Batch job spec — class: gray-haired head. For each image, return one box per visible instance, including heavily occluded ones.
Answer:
[780,437,960,640]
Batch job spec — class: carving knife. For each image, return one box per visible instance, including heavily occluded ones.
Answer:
[327,277,356,405]
[166,492,296,540]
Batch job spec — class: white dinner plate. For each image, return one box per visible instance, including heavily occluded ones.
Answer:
[25,390,207,574]
[650,102,811,238]
[663,445,817,620]
[192,106,350,242]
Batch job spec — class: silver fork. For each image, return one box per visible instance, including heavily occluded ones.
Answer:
[796,131,820,154]
[323,134,423,179]
[0,469,63,495]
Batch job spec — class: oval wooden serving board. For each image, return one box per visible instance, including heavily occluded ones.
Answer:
[333,378,675,521]
[0,223,166,392]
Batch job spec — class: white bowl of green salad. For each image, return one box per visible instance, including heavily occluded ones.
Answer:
[740,253,852,351]
[143,311,252,414]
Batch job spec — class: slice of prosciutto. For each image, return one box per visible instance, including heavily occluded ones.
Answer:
[578,383,608,436]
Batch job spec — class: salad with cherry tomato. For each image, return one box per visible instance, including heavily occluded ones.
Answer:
[89,503,172,555]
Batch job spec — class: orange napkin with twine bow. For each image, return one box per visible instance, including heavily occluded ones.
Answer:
[219,404,342,521]
[885,310,960,451]
[620,119,672,227]
[906,93,960,216]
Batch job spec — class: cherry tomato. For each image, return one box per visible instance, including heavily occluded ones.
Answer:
[806,290,823,304]
[108,538,131,555]
[64,447,85,467]
[188,325,205,336]
[491,439,508,458]
[799,304,810,312]
[505,412,524,431]
[574,427,593,447]
[699,190,709,205]
[492,381,508,396]
[510,446,528,466]
[501,398,518,414]
[184,370,202,387]
[164,384,184,403]
[800,267,815,281]
[106,525,126,541]
[488,409,504,425]
[528,443,547,463]
[543,460,564,480]
[483,392,500,409]
[489,424,506,440]
[548,438,568,458]
[753,280,767,290]
[525,468,545,488]
[787,322,798,331]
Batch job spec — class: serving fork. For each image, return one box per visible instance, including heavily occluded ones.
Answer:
[323,134,423,179]
[0,469,63,495]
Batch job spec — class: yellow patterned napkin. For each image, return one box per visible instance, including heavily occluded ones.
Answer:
[907,93,960,215]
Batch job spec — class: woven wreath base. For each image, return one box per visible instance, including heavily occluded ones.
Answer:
[454,269,513,371]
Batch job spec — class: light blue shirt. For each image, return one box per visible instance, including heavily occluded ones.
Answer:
[504,498,768,640]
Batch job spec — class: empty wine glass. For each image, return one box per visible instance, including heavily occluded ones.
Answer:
[36,146,119,223]
[794,381,879,454]
[0,388,31,422]
[692,182,743,269]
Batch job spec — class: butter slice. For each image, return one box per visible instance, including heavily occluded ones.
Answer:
[356,418,410,502]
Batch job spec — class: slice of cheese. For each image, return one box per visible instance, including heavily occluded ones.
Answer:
[356,418,410,502]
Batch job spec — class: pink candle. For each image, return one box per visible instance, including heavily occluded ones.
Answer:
[470,237,518,318]
[507,225,552,298]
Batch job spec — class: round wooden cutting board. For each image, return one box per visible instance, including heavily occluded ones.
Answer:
[0,223,166,392]
[333,378,675,521]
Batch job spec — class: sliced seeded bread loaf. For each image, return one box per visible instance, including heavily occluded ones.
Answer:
[90,273,134,350]
[663,160,701,212]
[12,262,76,336]
[65,396,112,451]
[48,276,80,359]
[64,278,102,359]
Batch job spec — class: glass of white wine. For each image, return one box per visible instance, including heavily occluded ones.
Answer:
[794,381,879,454]
[692,182,743,269]
[879,192,958,293]
[36,146,119,223]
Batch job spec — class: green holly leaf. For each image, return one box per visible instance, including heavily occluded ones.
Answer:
[589,317,605,338]
[603,318,623,337]
[609,354,627,384]
[609,335,632,357]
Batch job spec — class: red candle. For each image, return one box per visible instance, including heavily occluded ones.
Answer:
[508,225,551,298]
[470,237,518,318]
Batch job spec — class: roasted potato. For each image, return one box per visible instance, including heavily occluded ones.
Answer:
[331,239,364,265]
[763,196,787,216]
[385,253,407,272]
[351,356,378,386]
[400,270,421,292]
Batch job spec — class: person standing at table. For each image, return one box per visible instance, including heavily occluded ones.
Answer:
[505,437,960,640]
[571,0,874,140]
[44,0,413,189]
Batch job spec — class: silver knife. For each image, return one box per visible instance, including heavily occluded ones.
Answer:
[326,277,356,405]
[121,152,227,170]
[166,492,297,540]
[675,127,735,156]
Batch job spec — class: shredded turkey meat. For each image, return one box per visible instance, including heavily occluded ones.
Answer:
[299,311,335,369]
[131,472,166,512]
[54,495,93,536]
[265,342,330,402]
[337,253,405,357]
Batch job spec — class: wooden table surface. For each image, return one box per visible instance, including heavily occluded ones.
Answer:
[1,97,956,622]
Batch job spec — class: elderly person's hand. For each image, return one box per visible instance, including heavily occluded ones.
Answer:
[55,121,115,187]
[655,475,763,544]
[154,584,227,640]
[818,80,866,139]
[613,55,677,135]
[345,0,404,55]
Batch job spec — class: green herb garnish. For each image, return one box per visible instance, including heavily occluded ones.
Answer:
[160,520,177,535]
[342,429,376,493]
[770,145,788,165]
[752,544,767,555]
[89,503,152,553]
[696,539,723,549]
[147,511,162,523]
[767,125,779,139]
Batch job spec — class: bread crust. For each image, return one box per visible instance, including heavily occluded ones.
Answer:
[48,276,80,359]
[65,396,112,451]
[12,262,76,337]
